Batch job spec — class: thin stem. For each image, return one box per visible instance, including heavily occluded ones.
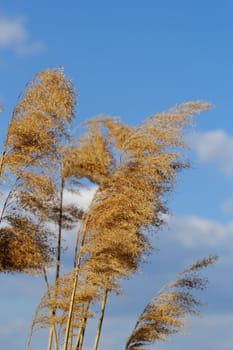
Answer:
[55,176,65,281]
[63,188,99,350]
[0,149,6,179]
[25,269,58,350]
[47,175,65,350]
[47,328,54,350]
[93,289,108,350]
[25,306,39,350]
[74,301,91,350]
[0,116,12,179]
[62,226,86,350]
[0,187,13,224]
[0,175,20,225]
[43,269,58,350]
[73,223,81,268]
[68,329,73,350]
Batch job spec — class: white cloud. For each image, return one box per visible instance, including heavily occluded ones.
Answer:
[0,16,45,55]
[189,130,233,176]
[63,186,97,210]
[0,17,27,46]
[60,186,97,251]
[166,215,233,248]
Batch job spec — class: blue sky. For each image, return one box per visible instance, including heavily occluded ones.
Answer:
[0,1,233,349]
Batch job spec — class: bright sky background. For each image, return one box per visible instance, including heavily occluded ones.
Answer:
[0,1,233,349]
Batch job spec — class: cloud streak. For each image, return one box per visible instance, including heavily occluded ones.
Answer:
[0,16,45,55]
[189,130,233,177]
[166,215,233,248]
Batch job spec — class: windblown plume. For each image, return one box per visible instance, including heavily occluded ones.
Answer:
[59,102,212,350]
[125,255,218,350]
[0,68,76,273]
[81,101,212,285]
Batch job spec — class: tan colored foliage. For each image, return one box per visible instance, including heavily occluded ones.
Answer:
[2,68,75,175]
[76,102,212,288]
[126,255,218,350]
[0,68,75,273]
[33,269,99,331]
[0,69,216,350]
[63,120,113,185]
[0,214,53,272]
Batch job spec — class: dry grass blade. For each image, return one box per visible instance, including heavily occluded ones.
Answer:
[81,101,212,288]
[63,120,113,185]
[0,224,52,273]
[2,68,75,175]
[32,267,100,342]
[125,255,217,350]
[0,68,76,273]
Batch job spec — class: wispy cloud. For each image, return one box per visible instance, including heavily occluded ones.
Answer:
[166,215,233,248]
[189,130,233,176]
[0,16,45,55]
